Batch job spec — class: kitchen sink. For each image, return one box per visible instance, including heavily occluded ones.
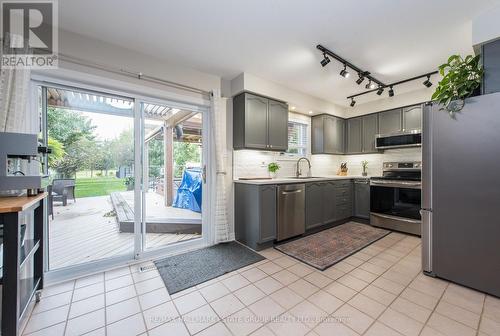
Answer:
[285,176,324,179]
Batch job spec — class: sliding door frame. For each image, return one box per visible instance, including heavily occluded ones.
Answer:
[32,74,213,285]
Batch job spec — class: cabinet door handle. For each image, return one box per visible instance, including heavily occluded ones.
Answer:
[282,189,302,195]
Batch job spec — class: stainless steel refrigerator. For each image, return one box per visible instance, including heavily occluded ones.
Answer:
[422,92,500,297]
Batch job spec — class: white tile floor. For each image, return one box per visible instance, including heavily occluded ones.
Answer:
[23,232,500,336]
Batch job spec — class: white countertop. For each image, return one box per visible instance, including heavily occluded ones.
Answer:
[234,175,369,185]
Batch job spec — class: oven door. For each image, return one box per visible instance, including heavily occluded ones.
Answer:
[370,182,422,220]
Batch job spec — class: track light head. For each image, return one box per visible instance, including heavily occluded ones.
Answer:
[388,86,395,97]
[365,79,376,90]
[423,75,432,88]
[376,86,384,95]
[339,64,350,78]
[356,73,365,85]
[320,53,330,67]
[350,98,356,107]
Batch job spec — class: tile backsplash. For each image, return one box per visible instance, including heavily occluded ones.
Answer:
[233,147,421,179]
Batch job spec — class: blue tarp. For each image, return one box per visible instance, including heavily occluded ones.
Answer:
[172,168,202,213]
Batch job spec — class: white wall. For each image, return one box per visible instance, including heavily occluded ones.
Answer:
[472,4,500,47]
[231,72,346,118]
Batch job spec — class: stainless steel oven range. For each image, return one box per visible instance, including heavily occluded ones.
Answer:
[370,161,422,235]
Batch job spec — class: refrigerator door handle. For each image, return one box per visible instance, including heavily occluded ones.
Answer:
[421,209,433,274]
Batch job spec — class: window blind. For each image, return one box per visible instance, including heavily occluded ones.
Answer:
[287,121,308,156]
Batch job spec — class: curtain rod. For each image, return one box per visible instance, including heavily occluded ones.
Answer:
[57,53,212,97]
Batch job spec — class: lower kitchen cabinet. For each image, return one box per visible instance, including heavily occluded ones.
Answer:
[354,179,370,219]
[234,183,276,250]
[305,182,325,230]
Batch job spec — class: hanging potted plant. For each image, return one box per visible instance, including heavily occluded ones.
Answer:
[432,54,483,114]
[268,162,280,179]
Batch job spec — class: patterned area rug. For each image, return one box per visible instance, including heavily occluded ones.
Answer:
[275,222,390,270]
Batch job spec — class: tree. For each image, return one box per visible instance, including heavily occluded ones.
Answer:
[47,137,65,169]
[109,128,134,169]
[47,107,95,146]
[173,142,201,178]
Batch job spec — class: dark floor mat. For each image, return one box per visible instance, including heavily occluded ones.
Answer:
[154,241,265,294]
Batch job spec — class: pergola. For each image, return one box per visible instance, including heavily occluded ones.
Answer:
[47,87,202,206]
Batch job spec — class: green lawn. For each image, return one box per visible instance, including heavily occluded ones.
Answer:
[75,177,127,198]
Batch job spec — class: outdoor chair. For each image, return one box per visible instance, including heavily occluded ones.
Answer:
[51,178,76,206]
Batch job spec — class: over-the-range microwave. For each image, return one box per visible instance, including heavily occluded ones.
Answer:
[375,131,422,149]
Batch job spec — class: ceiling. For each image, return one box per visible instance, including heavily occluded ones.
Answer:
[59,0,499,106]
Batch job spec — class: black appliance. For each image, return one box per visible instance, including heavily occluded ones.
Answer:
[370,161,422,235]
[375,132,421,149]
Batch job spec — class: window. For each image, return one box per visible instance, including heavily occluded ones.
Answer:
[287,121,308,156]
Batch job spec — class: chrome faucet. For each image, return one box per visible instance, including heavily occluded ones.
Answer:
[296,157,312,178]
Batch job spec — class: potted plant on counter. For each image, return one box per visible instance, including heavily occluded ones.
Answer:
[432,54,483,114]
[361,160,369,176]
[268,162,280,179]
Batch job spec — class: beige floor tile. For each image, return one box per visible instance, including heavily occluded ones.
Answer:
[134,276,165,295]
[131,269,159,284]
[349,268,378,283]
[271,287,304,309]
[479,316,500,336]
[348,293,386,319]
[234,284,266,306]
[322,266,345,280]
[199,282,230,302]
[304,272,333,288]
[105,285,137,306]
[379,308,423,336]
[170,286,197,299]
[142,301,179,330]
[72,282,105,302]
[273,256,297,268]
[289,300,328,329]
[361,284,397,306]
[75,273,104,289]
[372,277,405,295]
[196,321,232,336]
[22,322,66,336]
[333,261,356,273]
[40,281,74,298]
[254,276,284,295]
[68,294,104,319]
[307,290,343,314]
[147,318,189,336]
[105,274,134,292]
[390,297,432,324]
[314,319,360,336]
[222,274,251,292]
[248,297,285,322]
[250,325,275,336]
[210,293,245,319]
[138,287,171,311]
[325,281,357,301]
[343,255,365,267]
[365,321,403,336]
[173,291,207,315]
[359,262,386,276]
[32,291,73,314]
[333,304,374,334]
[288,279,320,299]
[225,307,263,336]
[435,300,480,329]
[106,313,146,336]
[441,283,485,314]
[105,267,131,281]
[337,274,369,292]
[259,248,282,260]
[258,261,284,275]
[65,309,105,336]
[381,269,415,286]
[427,312,476,336]
[408,274,448,298]
[288,263,315,277]
[420,326,447,336]
[106,297,141,324]
[399,287,439,310]
[272,269,300,286]
[24,305,70,334]
[241,267,268,283]
[182,304,220,335]
[267,312,311,336]
[484,295,500,323]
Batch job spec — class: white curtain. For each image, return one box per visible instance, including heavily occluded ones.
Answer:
[210,89,230,243]
[0,34,32,133]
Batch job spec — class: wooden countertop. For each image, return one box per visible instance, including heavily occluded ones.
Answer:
[0,193,47,213]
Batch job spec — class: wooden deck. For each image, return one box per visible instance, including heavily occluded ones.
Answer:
[48,195,200,270]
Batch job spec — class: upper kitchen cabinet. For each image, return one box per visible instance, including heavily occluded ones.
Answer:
[346,117,363,154]
[233,92,288,151]
[312,114,345,154]
[403,104,422,132]
[483,39,500,94]
[378,108,402,135]
[362,113,379,153]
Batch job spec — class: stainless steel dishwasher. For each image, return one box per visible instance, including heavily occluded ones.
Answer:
[277,184,305,241]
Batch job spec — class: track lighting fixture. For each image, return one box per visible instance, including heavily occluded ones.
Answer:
[356,73,365,85]
[388,86,395,97]
[423,75,432,88]
[376,86,384,95]
[339,64,350,78]
[365,79,376,90]
[350,98,356,107]
[320,53,330,67]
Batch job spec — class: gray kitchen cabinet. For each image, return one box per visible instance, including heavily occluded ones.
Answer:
[483,39,500,94]
[354,179,370,219]
[346,117,363,154]
[362,114,379,153]
[233,92,288,151]
[323,181,337,223]
[312,115,345,154]
[305,182,325,230]
[403,105,422,131]
[378,108,402,135]
[334,180,353,221]
[267,100,289,151]
[234,183,277,250]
